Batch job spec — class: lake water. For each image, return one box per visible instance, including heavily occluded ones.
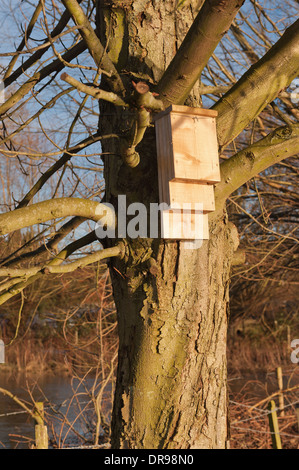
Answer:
[1,368,298,449]
[0,371,111,449]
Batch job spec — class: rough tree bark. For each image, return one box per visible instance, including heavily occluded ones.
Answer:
[97,0,238,448]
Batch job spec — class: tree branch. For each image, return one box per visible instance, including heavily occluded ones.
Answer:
[214,18,299,148]
[3,0,43,80]
[61,72,128,107]
[0,41,87,116]
[230,21,259,64]
[0,87,73,147]
[120,81,164,168]
[231,248,246,266]
[0,198,115,236]
[214,123,299,210]
[16,132,107,209]
[60,0,125,95]
[1,216,87,267]
[4,1,85,87]
[157,0,243,106]
[0,387,36,420]
[0,231,109,305]
[0,244,124,277]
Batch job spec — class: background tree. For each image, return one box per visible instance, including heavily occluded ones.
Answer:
[0,0,298,449]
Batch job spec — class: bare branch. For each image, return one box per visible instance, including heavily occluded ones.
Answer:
[0,87,74,146]
[214,18,299,148]
[60,0,125,95]
[61,72,128,107]
[157,0,243,106]
[0,230,104,305]
[0,244,124,277]
[3,0,43,79]
[0,387,36,420]
[0,41,87,116]
[120,81,164,168]
[0,198,115,236]
[4,0,85,87]
[16,132,107,208]
[1,216,87,267]
[214,123,299,210]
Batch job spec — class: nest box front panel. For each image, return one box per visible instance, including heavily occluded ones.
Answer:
[170,112,220,184]
[168,181,215,212]
[161,210,209,240]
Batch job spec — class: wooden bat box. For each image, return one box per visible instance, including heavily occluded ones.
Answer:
[154,105,220,240]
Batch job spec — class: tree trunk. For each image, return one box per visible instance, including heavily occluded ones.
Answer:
[110,218,238,449]
[97,0,239,448]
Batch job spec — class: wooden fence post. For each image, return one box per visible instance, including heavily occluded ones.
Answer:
[268,400,282,449]
[296,405,299,433]
[276,367,285,417]
[34,402,48,449]
[286,325,291,350]
[0,339,4,364]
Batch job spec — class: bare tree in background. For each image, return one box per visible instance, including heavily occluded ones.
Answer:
[0,0,298,448]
